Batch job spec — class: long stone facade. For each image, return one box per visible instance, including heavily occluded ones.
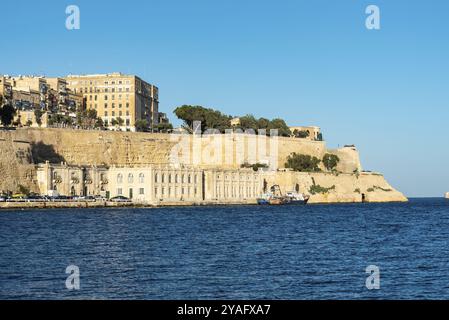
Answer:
[36,162,263,205]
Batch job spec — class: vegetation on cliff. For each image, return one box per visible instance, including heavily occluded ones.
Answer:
[322,153,340,171]
[0,99,16,126]
[285,153,322,172]
[173,105,292,136]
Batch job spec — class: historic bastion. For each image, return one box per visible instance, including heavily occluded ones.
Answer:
[0,128,407,203]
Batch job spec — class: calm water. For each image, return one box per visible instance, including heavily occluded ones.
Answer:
[1,198,449,300]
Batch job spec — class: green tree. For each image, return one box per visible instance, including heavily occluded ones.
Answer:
[155,122,173,133]
[285,153,321,172]
[293,129,310,138]
[135,119,149,132]
[0,103,17,126]
[268,118,291,137]
[174,105,231,133]
[34,109,44,127]
[116,117,124,127]
[238,114,259,131]
[322,153,340,171]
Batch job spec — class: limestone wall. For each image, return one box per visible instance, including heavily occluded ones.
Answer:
[0,128,404,202]
[0,128,359,171]
[0,131,37,193]
[262,171,407,203]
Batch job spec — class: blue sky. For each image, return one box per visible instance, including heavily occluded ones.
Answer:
[1,0,448,197]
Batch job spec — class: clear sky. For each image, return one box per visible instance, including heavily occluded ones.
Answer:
[1,0,448,197]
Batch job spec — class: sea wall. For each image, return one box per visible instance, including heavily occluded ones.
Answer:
[262,171,407,203]
[0,128,407,203]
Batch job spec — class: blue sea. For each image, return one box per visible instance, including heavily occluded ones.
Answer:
[1,198,448,300]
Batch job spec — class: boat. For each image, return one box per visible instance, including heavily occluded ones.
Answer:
[445,192,449,199]
[284,191,310,205]
[256,186,309,205]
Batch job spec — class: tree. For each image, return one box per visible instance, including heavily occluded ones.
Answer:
[135,119,149,132]
[322,153,340,171]
[285,153,321,172]
[34,109,44,127]
[293,129,310,138]
[155,122,173,133]
[174,105,231,133]
[0,103,16,126]
[268,118,291,137]
[116,117,124,127]
[238,114,259,131]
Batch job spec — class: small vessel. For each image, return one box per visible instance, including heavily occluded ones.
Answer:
[284,191,310,205]
[256,186,309,205]
[445,192,449,199]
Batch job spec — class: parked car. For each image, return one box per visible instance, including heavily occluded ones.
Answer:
[0,195,7,202]
[95,195,107,201]
[110,196,132,203]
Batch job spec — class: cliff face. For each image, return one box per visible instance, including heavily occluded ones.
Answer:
[0,128,407,202]
[0,132,37,193]
[262,171,407,203]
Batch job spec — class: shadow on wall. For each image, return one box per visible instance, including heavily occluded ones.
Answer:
[31,142,66,164]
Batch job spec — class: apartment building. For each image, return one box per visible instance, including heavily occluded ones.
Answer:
[65,73,159,131]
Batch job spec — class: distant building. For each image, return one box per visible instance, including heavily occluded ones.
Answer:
[230,117,241,127]
[65,73,159,132]
[289,126,321,141]
[36,162,263,204]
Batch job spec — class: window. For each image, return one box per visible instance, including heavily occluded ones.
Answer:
[117,188,122,195]
[94,95,97,101]
[104,103,108,108]
[188,175,191,183]
[169,174,172,183]
[154,173,158,183]
[104,95,108,100]
[126,119,130,126]
[112,95,115,100]
[128,173,134,183]
[119,111,122,116]
[139,188,144,195]
[126,103,130,108]
[175,174,178,183]
[112,103,115,108]
[182,175,185,183]
[112,111,115,117]
[104,111,108,116]
[139,173,144,183]
[119,103,122,108]
[117,173,123,184]
[154,187,158,196]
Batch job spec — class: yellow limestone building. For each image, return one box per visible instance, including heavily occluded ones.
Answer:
[65,73,159,131]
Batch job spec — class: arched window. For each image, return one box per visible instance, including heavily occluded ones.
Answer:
[139,173,145,183]
[154,173,158,183]
[168,174,172,183]
[175,174,178,183]
[117,173,123,184]
[188,175,191,184]
[128,173,134,183]
[194,174,198,184]
[182,174,185,183]
[162,174,165,183]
